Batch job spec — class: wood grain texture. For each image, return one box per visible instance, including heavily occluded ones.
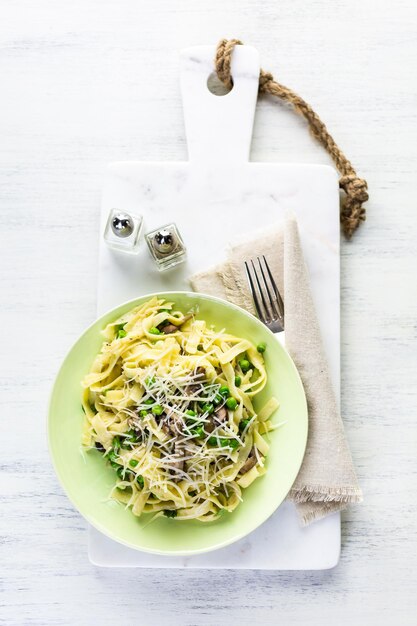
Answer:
[0,0,416,624]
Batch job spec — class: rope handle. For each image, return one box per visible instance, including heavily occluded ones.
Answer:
[215,39,368,238]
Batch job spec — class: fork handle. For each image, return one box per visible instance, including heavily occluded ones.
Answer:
[274,331,286,348]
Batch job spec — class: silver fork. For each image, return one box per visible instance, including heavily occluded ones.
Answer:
[244,255,285,341]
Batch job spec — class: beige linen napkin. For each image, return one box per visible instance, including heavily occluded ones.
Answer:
[190,216,362,525]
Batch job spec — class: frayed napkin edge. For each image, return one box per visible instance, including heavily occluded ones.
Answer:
[288,484,363,504]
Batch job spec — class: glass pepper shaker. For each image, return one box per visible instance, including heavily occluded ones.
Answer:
[145,223,187,271]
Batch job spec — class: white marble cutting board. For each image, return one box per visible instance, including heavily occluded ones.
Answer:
[90,44,341,569]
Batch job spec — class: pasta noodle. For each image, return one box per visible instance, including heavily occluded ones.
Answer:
[81,297,279,522]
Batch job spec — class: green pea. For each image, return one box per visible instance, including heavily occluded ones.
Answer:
[111,461,120,470]
[234,376,242,387]
[158,308,171,313]
[152,404,164,416]
[208,436,218,446]
[239,418,251,432]
[129,459,139,467]
[219,385,230,397]
[226,397,238,410]
[115,323,127,339]
[139,409,148,418]
[201,403,214,414]
[144,398,154,405]
[123,429,139,445]
[108,449,118,462]
[136,475,144,488]
[149,327,162,335]
[257,342,266,353]
[87,403,98,415]
[116,466,126,479]
[213,393,223,405]
[185,409,197,417]
[145,376,156,386]
[112,436,121,453]
[191,426,205,438]
[219,438,239,449]
[238,359,251,373]
[164,510,177,518]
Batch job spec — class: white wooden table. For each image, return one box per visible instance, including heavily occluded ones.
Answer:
[1,1,416,624]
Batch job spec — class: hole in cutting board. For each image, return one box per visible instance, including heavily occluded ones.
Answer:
[207,72,233,96]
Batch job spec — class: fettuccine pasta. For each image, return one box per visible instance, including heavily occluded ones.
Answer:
[81,297,279,522]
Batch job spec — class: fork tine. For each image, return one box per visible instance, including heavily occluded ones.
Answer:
[251,259,271,322]
[244,261,266,323]
[262,255,284,321]
[257,257,280,320]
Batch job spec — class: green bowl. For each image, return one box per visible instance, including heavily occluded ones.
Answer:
[48,291,307,555]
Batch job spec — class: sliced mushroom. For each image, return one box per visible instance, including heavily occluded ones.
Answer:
[178,313,193,327]
[161,324,178,334]
[167,414,183,435]
[214,406,227,422]
[185,383,200,396]
[158,412,179,436]
[161,422,171,435]
[194,366,206,380]
[239,447,258,474]
[204,417,215,433]
[154,412,170,433]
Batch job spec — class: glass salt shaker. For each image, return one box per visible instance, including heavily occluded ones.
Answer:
[145,223,187,271]
[103,209,143,254]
